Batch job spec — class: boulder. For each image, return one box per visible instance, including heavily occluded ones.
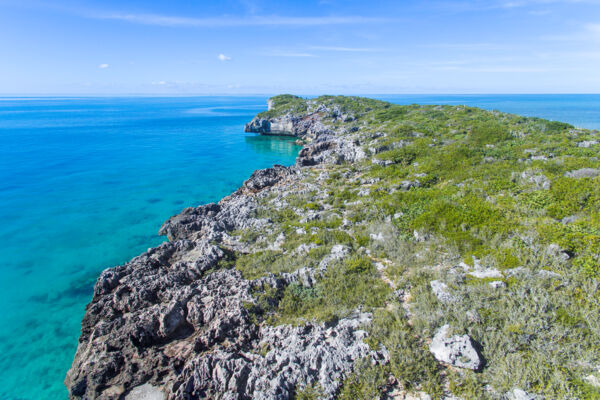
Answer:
[125,384,165,400]
[399,180,421,191]
[429,325,482,370]
[505,388,540,400]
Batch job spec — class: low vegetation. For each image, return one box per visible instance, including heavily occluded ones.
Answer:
[238,95,600,399]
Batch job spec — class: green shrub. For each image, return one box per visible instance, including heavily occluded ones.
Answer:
[338,359,388,400]
[468,120,512,145]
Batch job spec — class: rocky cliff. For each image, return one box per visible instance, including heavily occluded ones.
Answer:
[67,95,600,400]
[66,97,378,400]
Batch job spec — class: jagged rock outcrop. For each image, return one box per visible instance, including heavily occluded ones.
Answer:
[67,95,599,399]
[244,113,331,139]
[66,99,382,400]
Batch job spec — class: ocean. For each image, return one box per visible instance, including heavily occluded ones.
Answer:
[0,95,598,399]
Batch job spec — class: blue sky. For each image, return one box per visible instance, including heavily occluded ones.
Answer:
[0,0,599,94]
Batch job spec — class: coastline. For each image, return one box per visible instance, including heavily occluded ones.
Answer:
[66,95,600,400]
[66,96,373,399]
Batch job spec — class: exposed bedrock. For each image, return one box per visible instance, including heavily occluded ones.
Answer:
[66,104,379,400]
[244,113,330,139]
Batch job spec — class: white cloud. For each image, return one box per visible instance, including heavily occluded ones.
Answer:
[218,53,232,61]
[98,63,109,69]
[94,13,392,27]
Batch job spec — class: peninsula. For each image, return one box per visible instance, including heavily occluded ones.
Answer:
[66,95,600,400]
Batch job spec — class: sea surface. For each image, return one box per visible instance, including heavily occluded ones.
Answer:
[0,95,599,400]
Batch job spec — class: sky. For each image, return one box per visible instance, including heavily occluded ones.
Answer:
[0,0,599,94]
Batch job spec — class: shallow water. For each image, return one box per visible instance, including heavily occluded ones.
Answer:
[0,94,599,399]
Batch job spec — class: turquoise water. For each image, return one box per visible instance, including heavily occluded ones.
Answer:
[0,97,301,400]
[0,95,599,400]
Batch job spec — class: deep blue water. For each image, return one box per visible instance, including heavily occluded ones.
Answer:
[0,95,599,400]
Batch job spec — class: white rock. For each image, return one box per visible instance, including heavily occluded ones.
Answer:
[504,267,527,277]
[267,232,285,251]
[318,245,350,269]
[565,168,600,178]
[468,268,502,279]
[413,230,429,242]
[506,388,539,400]
[430,280,459,303]
[489,280,506,289]
[125,384,165,400]
[539,269,561,279]
[561,215,579,224]
[519,170,550,190]
[370,232,384,241]
[429,325,482,370]
[585,374,600,388]
[294,243,317,254]
[374,262,386,272]
[577,140,598,148]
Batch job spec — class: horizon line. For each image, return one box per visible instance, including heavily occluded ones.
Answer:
[1,92,600,98]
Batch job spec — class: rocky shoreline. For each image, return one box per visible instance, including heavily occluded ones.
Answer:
[66,95,600,400]
[65,98,377,400]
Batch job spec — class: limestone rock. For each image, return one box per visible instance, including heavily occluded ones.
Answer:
[430,280,459,303]
[518,170,550,190]
[66,99,386,400]
[505,388,540,400]
[125,384,165,400]
[489,280,506,289]
[577,140,598,148]
[399,180,421,191]
[565,168,600,178]
[247,312,385,399]
[429,325,482,370]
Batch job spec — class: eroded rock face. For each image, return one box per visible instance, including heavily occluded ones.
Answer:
[66,101,381,400]
[248,312,383,399]
[66,244,382,400]
[65,246,258,400]
[429,325,483,370]
[244,114,328,138]
[171,312,385,400]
